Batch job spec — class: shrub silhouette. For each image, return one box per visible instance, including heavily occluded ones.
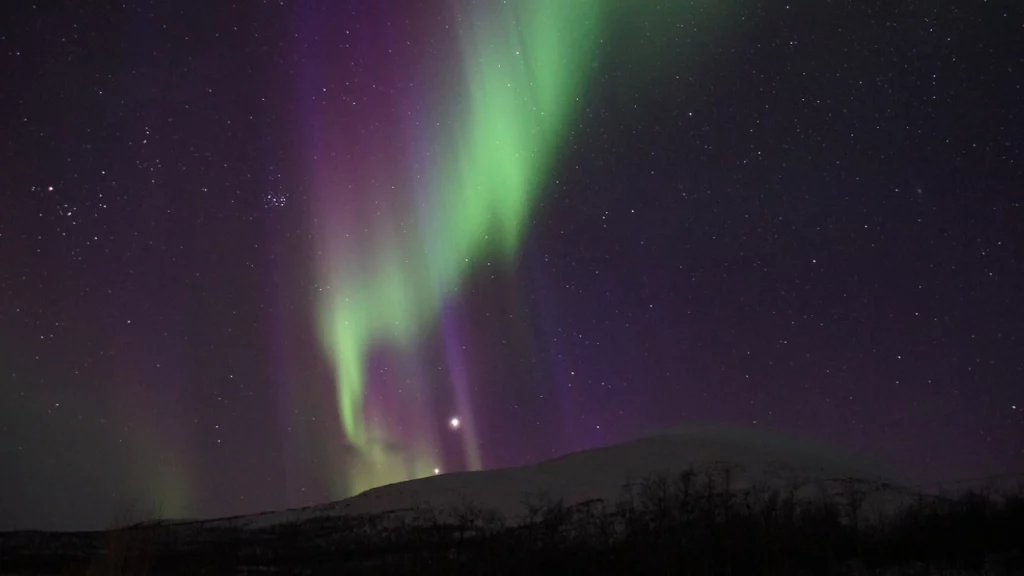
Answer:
[3,473,1022,575]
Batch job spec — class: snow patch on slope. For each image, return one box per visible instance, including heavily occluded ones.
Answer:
[213,426,913,530]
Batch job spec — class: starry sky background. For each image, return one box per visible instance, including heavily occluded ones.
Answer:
[1,0,1022,531]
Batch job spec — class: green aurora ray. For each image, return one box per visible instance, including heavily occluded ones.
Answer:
[313,0,733,495]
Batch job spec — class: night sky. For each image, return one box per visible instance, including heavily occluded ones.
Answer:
[2,0,1022,531]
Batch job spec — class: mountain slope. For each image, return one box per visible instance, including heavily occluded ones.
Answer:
[221,426,912,529]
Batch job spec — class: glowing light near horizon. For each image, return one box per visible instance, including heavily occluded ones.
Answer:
[449,416,461,431]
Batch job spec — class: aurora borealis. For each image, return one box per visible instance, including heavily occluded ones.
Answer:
[3,0,1022,531]
[305,0,604,495]
[304,0,736,496]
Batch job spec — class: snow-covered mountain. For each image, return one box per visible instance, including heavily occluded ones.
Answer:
[207,426,915,530]
[7,428,1017,576]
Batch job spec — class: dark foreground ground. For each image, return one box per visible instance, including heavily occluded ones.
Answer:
[2,471,1022,575]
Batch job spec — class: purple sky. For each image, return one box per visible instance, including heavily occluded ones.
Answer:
[1,0,1021,530]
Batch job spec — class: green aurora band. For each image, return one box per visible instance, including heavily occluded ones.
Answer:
[314,0,732,495]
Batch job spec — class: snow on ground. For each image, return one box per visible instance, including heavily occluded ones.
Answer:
[205,426,917,530]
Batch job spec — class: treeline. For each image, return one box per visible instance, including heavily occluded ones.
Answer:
[2,468,1022,575]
